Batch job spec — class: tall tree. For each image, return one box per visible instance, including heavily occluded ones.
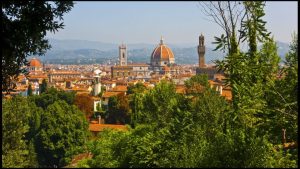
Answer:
[36,100,88,167]
[185,74,210,95]
[27,84,33,96]
[2,96,43,167]
[2,1,74,92]
[40,79,48,94]
[2,96,30,167]
[127,82,147,95]
[106,94,130,124]
[263,34,298,144]
[74,93,94,120]
[30,87,75,110]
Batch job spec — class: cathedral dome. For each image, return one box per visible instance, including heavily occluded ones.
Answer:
[151,37,175,63]
[29,58,42,67]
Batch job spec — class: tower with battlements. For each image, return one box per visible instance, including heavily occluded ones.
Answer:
[198,34,205,68]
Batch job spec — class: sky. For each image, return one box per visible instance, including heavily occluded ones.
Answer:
[46,1,298,45]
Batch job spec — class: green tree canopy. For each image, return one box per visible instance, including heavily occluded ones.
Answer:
[40,79,48,94]
[106,94,130,124]
[36,100,88,167]
[27,84,33,96]
[29,87,75,109]
[127,82,147,95]
[2,96,42,168]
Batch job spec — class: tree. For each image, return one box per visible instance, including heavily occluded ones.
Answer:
[129,92,145,128]
[84,129,129,168]
[77,74,297,168]
[185,74,210,95]
[2,1,74,92]
[36,100,88,167]
[106,94,130,124]
[127,82,147,95]
[30,87,75,110]
[74,93,94,120]
[40,79,47,94]
[27,84,33,96]
[200,2,297,166]
[2,96,30,167]
[263,34,298,144]
[199,1,245,55]
[2,95,43,168]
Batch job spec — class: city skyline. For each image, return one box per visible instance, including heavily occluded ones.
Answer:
[46,1,298,44]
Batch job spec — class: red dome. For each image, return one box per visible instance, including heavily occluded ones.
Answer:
[151,45,174,61]
[29,58,42,67]
[151,37,174,62]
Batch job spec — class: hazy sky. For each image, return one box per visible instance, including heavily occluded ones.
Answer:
[46,1,298,45]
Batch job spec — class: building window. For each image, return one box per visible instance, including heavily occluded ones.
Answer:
[164,62,167,65]
[123,53,125,58]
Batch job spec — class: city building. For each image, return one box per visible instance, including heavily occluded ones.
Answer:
[196,34,223,79]
[111,37,180,79]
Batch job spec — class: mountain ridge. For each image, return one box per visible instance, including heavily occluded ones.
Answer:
[34,38,290,64]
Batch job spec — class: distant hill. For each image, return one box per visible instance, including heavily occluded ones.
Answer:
[33,39,290,64]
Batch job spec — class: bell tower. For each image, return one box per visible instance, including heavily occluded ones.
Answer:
[119,43,127,66]
[198,34,205,68]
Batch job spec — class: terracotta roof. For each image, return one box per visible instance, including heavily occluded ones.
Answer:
[110,85,127,92]
[176,85,186,94]
[283,142,298,149]
[102,91,123,98]
[89,124,128,132]
[49,71,81,75]
[91,96,101,101]
[221,89,232,101]
[112,65,133,69]
[128,63,149,67]
[102,80,116,84]
[28,75,47,79]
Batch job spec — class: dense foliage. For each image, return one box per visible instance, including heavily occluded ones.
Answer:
[36,100,88,167]
[74,93,94,120]
[2,89,88,168]
[2,96,38,167]
[106,94,130,124]
[78,77,297,168]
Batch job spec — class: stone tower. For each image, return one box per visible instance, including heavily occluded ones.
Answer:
[198,34,205,68]
[93,69,102,96]
[119,43,127,66]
